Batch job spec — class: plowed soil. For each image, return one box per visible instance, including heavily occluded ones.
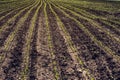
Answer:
[0,0,120,80]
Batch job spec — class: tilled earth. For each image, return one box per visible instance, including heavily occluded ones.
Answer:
[0,0,120,80]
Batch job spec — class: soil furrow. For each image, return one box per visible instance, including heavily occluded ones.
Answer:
[54,3,120,35]
[36,5,56,79]
[54,4,120,57]
[52,1,117,20]
[0,0,120,80]
[0,1,40,79]
[83,8,112,17]
[95,19,120,35]
[0,0,33,19]
[0,5,33,47]
[29,2,42,80]
[43,2,59,80]
[0,0,38,47]
[48,2,96,80]
[107,20,120,28]
[47,4,83,80]
[55,2,120,35]
[0,0,35,27]
[51,4,120,80]
[0,9,14,18]
[77,18,120,56]
[20,1,42,79]
[52,2,103,20]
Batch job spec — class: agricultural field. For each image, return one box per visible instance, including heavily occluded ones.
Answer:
[0,0,120,80]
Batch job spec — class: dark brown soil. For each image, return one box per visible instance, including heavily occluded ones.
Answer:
[57,6,120,56]
[67,3,113,17]
[55,3,120,37]
[36,6,56,80]
[0,0,34,18]
[52,4,120,80]
[0,1,120,80]
[95,19,120,36]
[0,5,33,47]
[0,9,14,18]
[1,2,39,80]
[0,3,34,27]
[85,8,112,17]
[47,4,85,80]
[29,3,42,80]
[114,12,120,18]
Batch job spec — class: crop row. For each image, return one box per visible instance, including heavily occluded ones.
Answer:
[0,0,120,80]
[47,0,120,80]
